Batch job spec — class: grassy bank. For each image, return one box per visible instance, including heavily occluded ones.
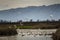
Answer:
[17,26,32,29]
[16,22,60,29]
[0,24,17,36]
[52,29,60,40]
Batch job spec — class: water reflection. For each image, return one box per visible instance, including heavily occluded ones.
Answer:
[0,34,53,40]
[0,36,17,40]
[17,34,53,40]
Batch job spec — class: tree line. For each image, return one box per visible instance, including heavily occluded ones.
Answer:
[0,19,60,23]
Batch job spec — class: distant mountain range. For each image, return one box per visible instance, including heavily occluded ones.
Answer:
[0,4,60,22]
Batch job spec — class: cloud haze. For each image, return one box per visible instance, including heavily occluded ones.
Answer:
[0,0,60,10]
[0,4,60,22]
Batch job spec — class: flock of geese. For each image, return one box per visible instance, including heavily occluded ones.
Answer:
[18,32,52,37]
[17,29,56,37]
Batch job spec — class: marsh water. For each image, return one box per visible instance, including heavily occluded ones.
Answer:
[0,29,56,40]
[0,34,53,40]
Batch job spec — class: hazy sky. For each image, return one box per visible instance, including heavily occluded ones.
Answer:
[0,0,60,10]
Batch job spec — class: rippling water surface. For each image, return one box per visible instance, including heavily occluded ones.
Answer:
[0,29,55,40]
[0,35,53,40]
